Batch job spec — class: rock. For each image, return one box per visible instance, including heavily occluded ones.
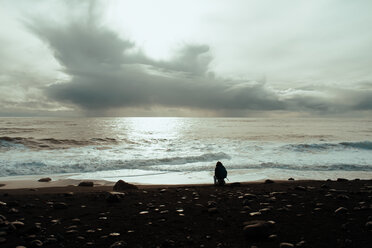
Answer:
[334,207,348,215]
[337,194,350,200]
[53,202,68,209]
[113,180,137,191]
[30,239,43,247]
[243,220,275,240]
[208,208,218,213]
[9,208,19,213]
[207,201,217,207]
[265,179,274,184]
[230,182,241,187]
[295,186,307,191]
[280,242,294,247]
[320,184,329,189]
[337,178,348,182]
[38,177,51,182]
[365,221,372,230]
[106,192,125,203]
[288,178,295,181]
[110,240,127,248]
[11,221,25,229]
[296,241,306,247]
[78,181,94,187]
[243,193,257,200]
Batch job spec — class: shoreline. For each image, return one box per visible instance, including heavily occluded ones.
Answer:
[1,168,371,190]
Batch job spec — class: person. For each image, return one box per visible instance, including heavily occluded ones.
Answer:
[214,161,227,185]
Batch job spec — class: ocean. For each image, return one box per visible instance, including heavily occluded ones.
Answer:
[1,117,372,184]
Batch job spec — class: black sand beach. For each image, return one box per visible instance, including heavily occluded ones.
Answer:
[0,179,371,248]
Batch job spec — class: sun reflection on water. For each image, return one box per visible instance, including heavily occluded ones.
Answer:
[117,117,187,141]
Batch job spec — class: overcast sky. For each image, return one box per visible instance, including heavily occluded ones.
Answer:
[1,0,372,117]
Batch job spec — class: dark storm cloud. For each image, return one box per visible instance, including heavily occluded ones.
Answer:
[25,2,372,116]
[27,13,284,113]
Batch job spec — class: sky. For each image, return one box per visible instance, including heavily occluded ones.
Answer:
[1,0,372,117]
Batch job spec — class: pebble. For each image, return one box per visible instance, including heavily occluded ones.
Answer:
[30,239,43,247]
[106,192,125,203]
[208,208,218,213]
[265,179,274,184]
[9,208,19,213]
[365,221,372,230]
[110,240,127,247]
[243,193,257,200]
[295,186,307,191]
[78,181,94,187]
[296,241,306,247]
[11,221,25,229]
[334,207,348,215]
[243,220,275,240]
[53,202,68,209]
[337,194,350,200]
[38,177,51,182]
[279,242,294,247]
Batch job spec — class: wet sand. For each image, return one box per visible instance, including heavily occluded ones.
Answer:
[0,179,371,247]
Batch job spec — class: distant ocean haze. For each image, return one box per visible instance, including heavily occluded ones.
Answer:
[0,117,372,182]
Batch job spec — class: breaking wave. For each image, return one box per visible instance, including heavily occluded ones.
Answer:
[0,152,231,176]
[283,141,372,151]
[0,136,119,150]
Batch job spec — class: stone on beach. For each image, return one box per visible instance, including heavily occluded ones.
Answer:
[279,242,295,247]
[243,220,275,240]
[53,202,68,209]
[110,240,127,247]
[78,181,94,187]
[106,192,125,203]
[334,207,348,215]
[113,180,138,191]
[38,177,51,182]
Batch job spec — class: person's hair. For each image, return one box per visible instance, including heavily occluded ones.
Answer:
[216,161,222,166]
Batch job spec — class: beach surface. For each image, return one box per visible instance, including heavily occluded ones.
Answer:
[0,179,371,248]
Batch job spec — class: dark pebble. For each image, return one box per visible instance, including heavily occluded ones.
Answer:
[334,207,348,215]
[243,220,275,240]
[265,179,274,184]
[280,242,294,247]
[78,181,94,187]
[113,180,137,191]
[38,177,51,182]
[53,202,68,209]
[110,240,127,248]
[30,239,43,247]
[295,186,307,191]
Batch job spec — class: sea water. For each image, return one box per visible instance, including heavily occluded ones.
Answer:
[0,117,371,184]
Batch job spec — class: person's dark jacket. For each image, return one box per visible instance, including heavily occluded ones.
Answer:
[215,163,227,179]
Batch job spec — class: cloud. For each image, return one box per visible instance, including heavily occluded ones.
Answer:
[17,0,372,117]
[26,4,284,115]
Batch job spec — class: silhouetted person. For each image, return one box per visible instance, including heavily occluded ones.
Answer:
[214,161,227,186]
